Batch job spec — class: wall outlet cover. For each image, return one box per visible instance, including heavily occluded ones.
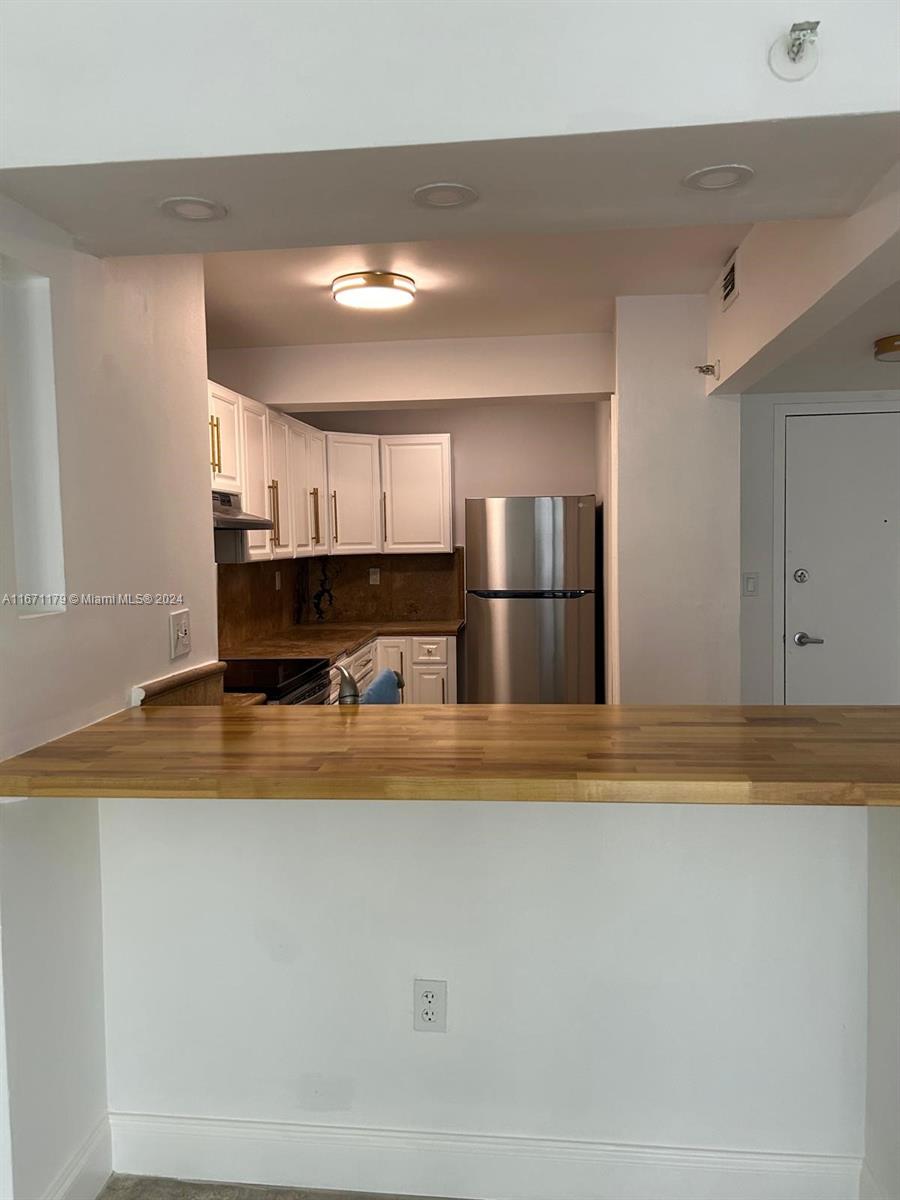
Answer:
[414,978,447,1032]
[369,567,381,585]
[169,607,191,659]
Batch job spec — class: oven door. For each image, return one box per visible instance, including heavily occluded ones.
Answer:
[279,675,331,705]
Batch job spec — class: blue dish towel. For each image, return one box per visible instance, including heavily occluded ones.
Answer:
[360,668,402,705]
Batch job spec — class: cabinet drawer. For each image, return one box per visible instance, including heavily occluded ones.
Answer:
[411,636,447,664]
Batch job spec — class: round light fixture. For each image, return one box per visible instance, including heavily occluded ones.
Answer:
[412,181,479,209]
[874,334,900,363]
[332,271,416,310]
[681,164,754,192]
[158,196,229,221]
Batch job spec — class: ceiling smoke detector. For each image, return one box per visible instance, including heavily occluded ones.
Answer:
[681,164,755,192]
[332,271,416,310]
[874,334,900,363]
[413,182,479,209]
[159,196,229,221]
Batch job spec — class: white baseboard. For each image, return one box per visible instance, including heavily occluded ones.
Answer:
[42,1116,111,1200]
[110,1111,861,1200]
[860,1162,894,1200]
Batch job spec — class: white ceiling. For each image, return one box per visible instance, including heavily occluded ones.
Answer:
[0,114,896,259]
[748,282,900,394]
[205,224,749,348]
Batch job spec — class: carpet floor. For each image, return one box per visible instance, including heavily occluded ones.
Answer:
[99,1175,460,1200]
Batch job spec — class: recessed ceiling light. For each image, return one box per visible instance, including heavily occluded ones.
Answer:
[874,334,900,363]
[681,164,754,192]
[332,271,416,310]
[412,182,479,209]
[158,196,229,221]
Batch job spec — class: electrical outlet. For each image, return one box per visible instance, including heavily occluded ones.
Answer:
[275,570,282,592]
[413,979,447,1033]
[169,608,191,659]
[369,567,381,585]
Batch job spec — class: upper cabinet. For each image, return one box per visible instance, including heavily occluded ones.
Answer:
[381,434,452,553]
[208,382,242,494]
[208,381,452,559]
[267,411,294,560]
[240,395,272,561]
[326,433,383,554]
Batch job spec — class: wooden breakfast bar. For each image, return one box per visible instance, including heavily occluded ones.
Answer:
[1,703,900,803]
[0,705,897,1200]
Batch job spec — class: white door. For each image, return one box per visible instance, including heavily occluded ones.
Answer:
[267,412,293,559]
[208,382,242,493]
[784,411,900,704]
[381,434,452,552]
[326,433,382,554]
[288,422,314,557]
[411,663,449,704]
[241,396,271,561]
[307,427,329,554]
[377,637,410,702]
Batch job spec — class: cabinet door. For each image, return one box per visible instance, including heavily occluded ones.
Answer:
[241,396,271,561]
[411,663,449,705]
[377,637,410,702]
[288,422,314,557]
[208,381,242,493]
[381,434,452,553]
[326,433,382,554]
[306,427,329,554]
[267,412,293,560]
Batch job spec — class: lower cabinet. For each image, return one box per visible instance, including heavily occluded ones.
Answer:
[327,636,457,704]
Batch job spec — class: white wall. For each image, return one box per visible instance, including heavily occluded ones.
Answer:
[3,1,897,169]
[299,401,599,544]
[0,195,218,759]
[864,809,900,1200]
[613,296,740,704]
[208,334,612,412]
[101,799,867,1199]
[740,390,900,704]
[0,797,109,1200]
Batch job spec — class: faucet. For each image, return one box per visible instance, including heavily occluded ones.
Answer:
[335,665,360,705]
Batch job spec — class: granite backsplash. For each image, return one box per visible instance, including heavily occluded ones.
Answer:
[218,549,464,648]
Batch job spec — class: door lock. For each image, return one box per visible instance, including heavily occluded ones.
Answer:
[793,631,824,647]
[793,568,809,583]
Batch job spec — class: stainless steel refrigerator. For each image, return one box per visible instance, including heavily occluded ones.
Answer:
[464,495,596,703]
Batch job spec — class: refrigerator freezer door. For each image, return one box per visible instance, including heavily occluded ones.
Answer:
[465,496,595,592]
[465,593,595,703]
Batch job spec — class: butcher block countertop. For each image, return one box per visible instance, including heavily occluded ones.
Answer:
[2,704,900,804]
[221,620,464,664]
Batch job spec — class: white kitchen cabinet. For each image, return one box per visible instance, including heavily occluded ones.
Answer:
[376,635,456,704]
[380,434,452,553]
[306,426,329,554]
[287,420,315,558]
[241,395,272,561]
[326,433,382,554]
[267,411,293,560]
[208,381,242,494]
[377,637,410,702]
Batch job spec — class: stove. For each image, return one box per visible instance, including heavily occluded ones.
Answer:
[223,657,331,705]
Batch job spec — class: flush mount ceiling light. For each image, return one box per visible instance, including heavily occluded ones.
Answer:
[332,271,416,310]
[158,195,229,221]
[874,334,900,363]
[412,181,479,209]
[681,164,755,191]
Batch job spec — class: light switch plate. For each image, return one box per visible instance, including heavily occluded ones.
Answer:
[169,608,191,659]
[742,573,759,597]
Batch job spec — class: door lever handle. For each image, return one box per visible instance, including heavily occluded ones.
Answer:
[793,632,824,646]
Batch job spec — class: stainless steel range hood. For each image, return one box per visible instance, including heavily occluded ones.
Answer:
[213,491,273,531]
[213,491,273,564]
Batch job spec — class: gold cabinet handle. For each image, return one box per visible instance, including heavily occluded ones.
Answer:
[441,676,446,703]
[269,480,283,547]
[332,490,339,543]
[382,491,387,540]
[214,416,222,473]
[209,416,218,471]
[400,650,404,703]
[311,487,321,544]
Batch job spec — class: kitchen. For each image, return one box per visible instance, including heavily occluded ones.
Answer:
[0,6,899,1200]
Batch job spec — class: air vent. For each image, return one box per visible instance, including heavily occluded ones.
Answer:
[721,251,739,312]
